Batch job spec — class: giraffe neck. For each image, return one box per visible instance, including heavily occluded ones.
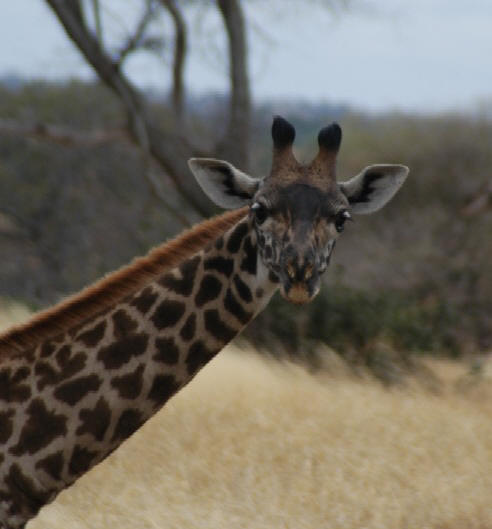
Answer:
[0,215,278,529]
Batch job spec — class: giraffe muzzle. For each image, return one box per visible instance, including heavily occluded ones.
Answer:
[278,253,321,304]
[282,282,313,304]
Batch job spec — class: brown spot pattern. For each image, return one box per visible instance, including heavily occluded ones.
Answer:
[224,288,253,324]
[147,374,180,406]
[204,256,234,277]
[151,300,186,330]
[111,364,145,399]
[54,374,102,406]
[195,274,222,308]
[35,346,86,391]
[159,255,201,297]
[2,463,53,518]
[0,367,31,403]
[130,286,158,314]
[76,320,107,348]
[204,309,236,343]
[69,445,99,476]
[35,451,64,481]
[179,313,196,342]
[154,337,179,365]
[227,221,248,253]
[40,341,56,358]
[0,409,15,444]
[233,274,252,303]
[186,340,215,376]
[76,397,111,442]
[98,332,148,370]
[112,409,144,442]
[112,309,138,339]
[10,398,67,456]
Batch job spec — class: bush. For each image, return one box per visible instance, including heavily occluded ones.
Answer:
[248,284,460,357]
[1,80,491,363]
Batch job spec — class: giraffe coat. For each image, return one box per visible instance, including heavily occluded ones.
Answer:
[0,212,277,529]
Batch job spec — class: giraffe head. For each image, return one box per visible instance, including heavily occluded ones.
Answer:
[189,117,408,304]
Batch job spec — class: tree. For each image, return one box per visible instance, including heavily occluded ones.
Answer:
[0,0,352,305]
[44,0,251,218]
[1,0,353,221]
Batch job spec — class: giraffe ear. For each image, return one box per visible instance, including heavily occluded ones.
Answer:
[340,164,409,214]
[188,158,260,209]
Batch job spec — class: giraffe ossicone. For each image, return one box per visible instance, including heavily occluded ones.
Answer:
[0,116,408,528]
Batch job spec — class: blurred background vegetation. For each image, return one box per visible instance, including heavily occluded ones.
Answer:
[0,0,491,382]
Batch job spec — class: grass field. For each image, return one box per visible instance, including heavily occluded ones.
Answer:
[2,301,491,528]
[19,343,491,529]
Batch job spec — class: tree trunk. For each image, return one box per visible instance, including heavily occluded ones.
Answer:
[216,0,251,171]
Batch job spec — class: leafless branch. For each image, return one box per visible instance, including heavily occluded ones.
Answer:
[115,0,158,68]
[461,181,492,216]
[0,118,126,146]
[216,0,251,170]
[160,0,187,122]
[90,0,103,46]
[45,0,214,217]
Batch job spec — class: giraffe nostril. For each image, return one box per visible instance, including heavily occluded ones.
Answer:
[304,263,314,280]
[286,262,296,280]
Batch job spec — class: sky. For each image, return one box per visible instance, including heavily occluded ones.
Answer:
[0,0,491,113]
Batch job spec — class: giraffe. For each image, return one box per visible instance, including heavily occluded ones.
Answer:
[0,117,408,528]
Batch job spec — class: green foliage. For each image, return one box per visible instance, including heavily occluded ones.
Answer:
[248,284,460,357]
[0,80,120,128]
[1,79,491,365]
[0,81,186,303]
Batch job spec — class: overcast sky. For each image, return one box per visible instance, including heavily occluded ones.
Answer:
[1,1,491,112]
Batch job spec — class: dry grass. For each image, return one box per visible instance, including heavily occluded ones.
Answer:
[0,298,31,332]
[25,345,492,529]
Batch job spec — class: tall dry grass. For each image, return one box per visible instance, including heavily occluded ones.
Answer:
[27,346,492,529]
[0,298,31,332]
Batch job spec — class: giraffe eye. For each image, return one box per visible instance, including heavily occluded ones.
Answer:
[251,202,268,225]
[334,210,351,233]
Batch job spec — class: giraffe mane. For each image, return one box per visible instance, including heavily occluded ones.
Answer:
[0,207,248,358]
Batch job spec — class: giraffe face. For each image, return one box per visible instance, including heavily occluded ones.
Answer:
[250,182,349,304]
[189,116,409,305]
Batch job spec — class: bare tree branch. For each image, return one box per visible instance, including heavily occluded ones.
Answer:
[90,0,103,46]
[0,117,193,227]
[160,0,187,122]
[45,0,144,128]
[461,181,492,216]
[216,0,251,171]
[115,0,158,68]
[45,0,214,217]
[0,118,126,146]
